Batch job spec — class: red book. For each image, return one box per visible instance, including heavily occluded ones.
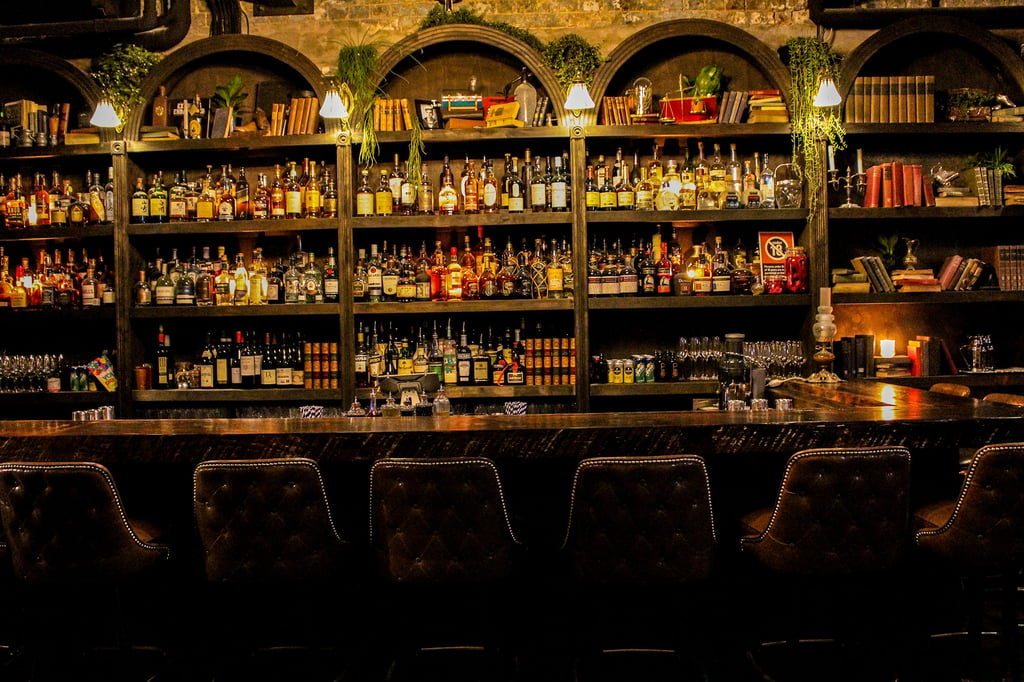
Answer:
[891,160,904,207]
[881,163,894,208]
[922,174,935,207]
[902,164,916,207]
[863,165,882,208]
[911,165,923,206]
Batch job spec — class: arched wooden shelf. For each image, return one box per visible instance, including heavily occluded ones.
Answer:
[0,47,102,119]
[124,35,326,140]
[373,25,566,124]
[839,17,1024,102]
[589,19,790,127]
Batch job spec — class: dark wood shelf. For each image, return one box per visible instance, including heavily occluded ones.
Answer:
[351,212,573,229]
[0,391,117,406]
[844,122,1024,136]
[133,388,340,403]
[0,143,114,160]
[834,290,1022,305]
[0,225,113,241]
[589,381,718,397]
[354,299,574,315]
[126,218,338,235]
[1,306,115,321]
[370,127,569,145]
[586,208,807,223]
[130,304,339,319]
[589,293,811,310]
[828,206,1024,220]
[126,133,339,154]
[584,123,791,139]
[356,384,575,400]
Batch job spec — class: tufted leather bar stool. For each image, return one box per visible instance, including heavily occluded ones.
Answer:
[913,442,1024,681]
[192,457,353,680]
[0,461,171,679]
[739,446,912,680]
[560,455,716,681]
[929,382,972,398]
[369,457,522,681]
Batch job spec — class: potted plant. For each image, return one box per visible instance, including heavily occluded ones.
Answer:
[212,75,248,134]
[968,146,1017,205]
[944,88,997,121]
[542,34,603,91]
[90,43,161,132]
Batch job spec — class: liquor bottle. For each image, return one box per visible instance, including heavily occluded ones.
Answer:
[655,243,673,295]
[86,172,104,225]
[693,141,709,197]
[711,236,732,295]
[462,160,480,214]
[481,158,499,213]
[354,328,370,388]
[618,247,638,296]
[635,167,654,211]
[396,247,417,302]
[196,167,216,222]
[386,153,404,214]
[397,162,416,215]
[598,159,617,210]
[472,333,491,385]
[259,332,277,387]
[373,169,392,217]
[147,172,168,223]
[32,173,50,227]
[648,143,664,184]
[323,247,339,303]
[615,163,635,210]
[760,154,776,208]
[80,263,101,307]
[195,251,216,306]
[284,163,302,219]
[743,160,760,208]
[232,166,249,219]
[167,171,188,222]
[48,171,66,227]
[248,248,268,305]
[707,143,727,208]
[322,174,339,218]
[155,325,172,389]
[237,331,256,388]
[507,157,525,213]
[269,165,286,219]
[417,164,434,215]
[584,165,599,211]
[456,325,473,385]
[283,256,302,304]
[546,239,565,299]
[174,262,196,305]
[0,111,10,149]
[726,143,744,208]
[153,263,175,305]
[196,333,215,389]
[380,244,398,301]
[217,176,236,222]
[437,156,458,215]
[302,251,324,304]
[134,270,152,306]
[212,248,232,305]
[366,243,383,303]
[530,156,548,212]
[303,160,321,218]
[679,154,698,210]
[446,247,463,301]
[550,155,569,212]
[656,160,681,210]
[232,253,249,305]
[460,242,479,300]
[130,177,150,223]
[355,168,374,216]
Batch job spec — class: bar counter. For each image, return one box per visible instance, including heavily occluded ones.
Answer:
[0,380,1021,464]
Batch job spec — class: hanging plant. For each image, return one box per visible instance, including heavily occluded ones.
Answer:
[542,34,603,90]
[91,43,162,129]
[419,6,545,52]
[784,37,846,222]
[337,36,385,167]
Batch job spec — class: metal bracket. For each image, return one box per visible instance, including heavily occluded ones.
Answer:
[109,140,125,156]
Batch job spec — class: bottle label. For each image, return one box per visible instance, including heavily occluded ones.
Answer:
[600,192,617,209]
[693,276,713,294]
[482,184,498,208]
[217,201,234,220]
[415,281,431,300]
[149,198,166,218]
[616,191,634,208]
[240,356,255,377]
[324,279,339,297]
[712,275,731,294]
[547,269,563,292]
[507,196,524,213]
[551,182,567,209]
[438,187,458,213]
[374,192,392,215]
[261,368,277,386]
[530,184,546,208]
[396,282,416,300]
[102,288,116,305]
[636,189,654,209]
[196,201,214,220]
[230,366,242,385]
[154,285,175,305]
[286,191,302,215]
[382,274,399,297]
[131,198,149,217]
[266,282,280,302]
[169,199,188,220]
[619,273,638,295]
[305,190,320,215]
[277,369,292,386]
[401,183,417,206]
[200,365,214,388]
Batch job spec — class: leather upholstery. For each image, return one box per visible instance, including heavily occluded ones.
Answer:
[0,462,169,582]
[370,457,520,584]
[915,442,1024,570]
[562,455,716,583]
[193,458,346,582]
[740,447,911,576]
[983,393,1024,407]
[930,383,971,398]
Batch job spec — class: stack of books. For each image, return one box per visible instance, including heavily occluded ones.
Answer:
[745,90,788,123]
[600,94,637,125]
[1003,185,1024,205]
[906,335,957,376]
[373,98,413,132]
[891,268,941,292]
[831,268,870,294]
[970,167,1003,206]
[937,254,990,290]
[717,91,748,123]
[861,162,935,208]
[843,75,935,123]
[268,96,321,136]
[851,255,895,293]
[991,106,1024,122]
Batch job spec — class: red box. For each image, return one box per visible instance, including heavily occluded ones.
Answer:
[660,96,719,123]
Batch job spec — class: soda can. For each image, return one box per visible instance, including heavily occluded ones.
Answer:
[623,358,635,383]
[641,354,656,383]
[609,359,623,384]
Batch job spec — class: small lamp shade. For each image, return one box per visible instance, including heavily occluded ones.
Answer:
[90,99,121,128]
[319,88,349,120]
[879,339,896,359]
[813,78,842,108]
[564,72,595,114]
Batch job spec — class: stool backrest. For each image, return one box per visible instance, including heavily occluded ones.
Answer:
[193,458,345,582]
[740,446,911,576]
[929,382,971,398]
[0,462,169,582]
[562,455,716,584]
[983,393,1024,408]
[370,457,519,584]
[916,442,1024,569]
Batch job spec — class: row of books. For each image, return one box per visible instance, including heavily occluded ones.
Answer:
[836,334,875,378]
[981,246,1024,292]
[970,167,1004,206]
[600,95,638,125]
[267,96,321,136]
[861,162,936,208]
[907,335,959,377]
[835,334,957,379]
[937,254,990,291]
[372,98,414,132]
[741,90,788,123]
[843,75,935,124]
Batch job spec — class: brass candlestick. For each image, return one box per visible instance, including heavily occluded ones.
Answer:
[829,166,867,208]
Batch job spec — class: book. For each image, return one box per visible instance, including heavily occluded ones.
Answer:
[869,76,881,123]
[879,76,890,124]
[891,160,904,208]
[924,75,935,122]
[854,334,875,377]
[832,281,871,293]
[866,255,895,292]
[922,174,936,206]
[907,340,923,376]
[881,163,894,208]
[863,165,882,208]
[934,195,979,207]
[939,338,960,375]
[938,254,964,290]
[717,91,732,124]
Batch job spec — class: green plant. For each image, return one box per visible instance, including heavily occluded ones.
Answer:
[337,35,385,166]
[542,34,603,89]
[681,65,722,98]
[212,75,248,112]
[785,37,846,224]
[419,6,545,52]
[945,88,997,120]
[969,146,1017,178]
[876,233,900,271]
[91,43,161,123]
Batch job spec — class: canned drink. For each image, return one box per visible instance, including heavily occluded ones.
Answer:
[630,355,645,384]
[609,359,623,384]
[623,358,635,383]
[641,354,655,383]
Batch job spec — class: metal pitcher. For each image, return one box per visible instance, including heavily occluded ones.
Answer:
[960,335,995,372]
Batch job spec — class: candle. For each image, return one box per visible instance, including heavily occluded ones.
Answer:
[827,145,835,171]
[880,339,896,358]
[856,148,864,174]
[820,286,831,309]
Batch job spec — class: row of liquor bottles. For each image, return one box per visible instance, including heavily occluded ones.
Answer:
[151,326,333,390]
[353,141,783,217]
[354,235,574,302]
[355,319,575,388]
[0,247,114,310]
[129,158,338,224]
[135,245,340,306]
[0,169,114,229]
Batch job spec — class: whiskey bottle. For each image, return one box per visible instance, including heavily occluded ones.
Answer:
[530,156,548,212]
[134,270,152,306]
[584,165,599,211]
[615,163,635,210]
[235,167,250,219]
[417,165,434,215]
[507,157,525,213]
[388,153,404,214]
[550,155,569,212]
[269,165,286,219]
[232,253,249,305]
[304,160,321,218]
[481,158,499,213]
[437,156,458,215]
[323,247,339,303]
[148,172,168,223]
[130,177,150,224]
[322,175,339,218]
[355,168,374,216]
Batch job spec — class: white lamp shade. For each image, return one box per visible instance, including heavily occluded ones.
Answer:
[90,99,121,128]
[319,88,349,119]
[564,82,595,112]
[813,78,842,107]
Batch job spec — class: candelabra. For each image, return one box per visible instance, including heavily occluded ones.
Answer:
[829,166,867,208]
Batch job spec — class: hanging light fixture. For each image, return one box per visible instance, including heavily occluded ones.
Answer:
[319,85,349,120]
[813,77,842,107]
[89,98,121,128]
[563,70,596,119]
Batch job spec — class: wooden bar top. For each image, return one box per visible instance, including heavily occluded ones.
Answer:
[0,381,1021,464]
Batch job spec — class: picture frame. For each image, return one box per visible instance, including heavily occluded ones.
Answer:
[415,99,442,130]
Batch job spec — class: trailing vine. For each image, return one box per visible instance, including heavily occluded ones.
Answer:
[419,7,545,52]
[337,37,384,167]
[91,43,161,129]
[785,37,846,223]
[542,34,604,89]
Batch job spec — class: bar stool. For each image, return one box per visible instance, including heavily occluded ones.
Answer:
[913,442,1024,681]
[560,455,716,681]
[739,446,912,680]
[983,392,1024,407]
[929,382,971,398]
[369,457,522,681]
[193,458,353,680]
[0,461,171,680]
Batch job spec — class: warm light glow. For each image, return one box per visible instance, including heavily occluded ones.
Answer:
[880,339,896,358]
[89,99,121,128]
[813,78,842,107]
[564,71,595,115]
[319,87,349,120]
